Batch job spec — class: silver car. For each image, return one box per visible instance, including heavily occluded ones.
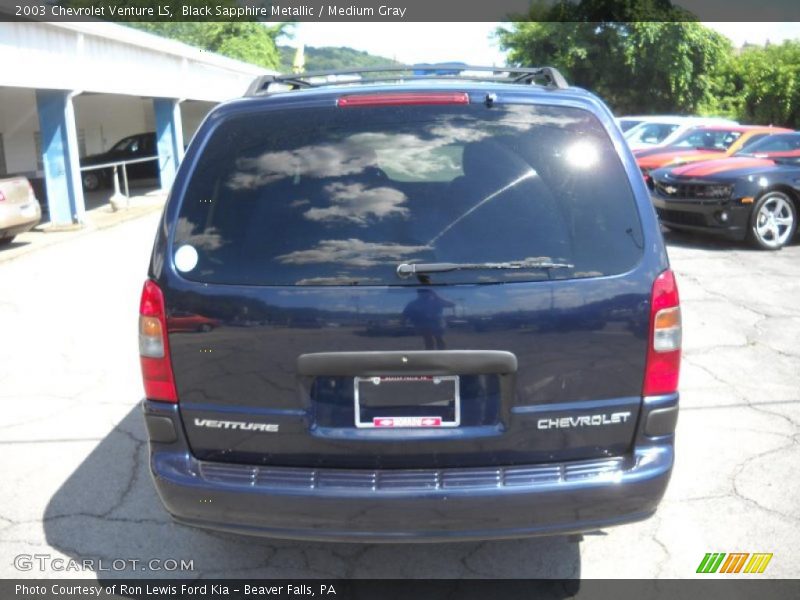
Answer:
[0,176,41,244]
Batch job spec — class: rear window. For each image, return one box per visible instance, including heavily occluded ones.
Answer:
[174,101,643,286]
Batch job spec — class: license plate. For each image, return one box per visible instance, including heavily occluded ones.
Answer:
[354,375,460,428]
[19,204,36,218]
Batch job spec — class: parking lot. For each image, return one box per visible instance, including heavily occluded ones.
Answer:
[0,211,798,579]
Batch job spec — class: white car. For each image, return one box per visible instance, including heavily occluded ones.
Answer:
[622,116,738,151]
[616,115,653,132]
[615,114,696,133]
[0,176,41,245]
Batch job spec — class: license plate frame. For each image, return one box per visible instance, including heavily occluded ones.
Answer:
[354,375,460,429]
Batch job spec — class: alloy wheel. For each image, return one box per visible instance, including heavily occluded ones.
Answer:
[754,194,795,249]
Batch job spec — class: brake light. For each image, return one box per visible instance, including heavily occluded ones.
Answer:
[643,269,681,396]
[139,280,177,402]
[337,92,469,108]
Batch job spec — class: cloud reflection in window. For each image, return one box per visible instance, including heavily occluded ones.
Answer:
[276,239,430,267]
[226,142,380,190]
[303,183,409,225]
[174,217,225,250]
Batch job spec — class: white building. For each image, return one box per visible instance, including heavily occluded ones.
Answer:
[0,21,273,225]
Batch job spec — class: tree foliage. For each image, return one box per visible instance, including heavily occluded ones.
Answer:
[719,42,800,127]
[497,1,800,126]
[497,14,731,115]
[130,22,288,69]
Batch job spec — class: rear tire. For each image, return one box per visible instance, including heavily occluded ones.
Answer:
[0,236,15,246]
[747,191,797,250]
[82,171,102,192]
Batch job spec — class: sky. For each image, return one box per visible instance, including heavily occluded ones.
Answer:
[284,22,800,66]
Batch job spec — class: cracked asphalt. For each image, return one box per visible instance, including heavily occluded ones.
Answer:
[0,213,798,579]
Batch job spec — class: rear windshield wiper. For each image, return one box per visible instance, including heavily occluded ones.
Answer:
[396,259,574,278]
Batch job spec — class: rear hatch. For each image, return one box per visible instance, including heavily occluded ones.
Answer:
[159,90,652,469]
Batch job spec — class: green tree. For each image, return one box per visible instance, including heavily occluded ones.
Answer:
[131,22,288,69]
[497,1,731,115]
[722,41,800,127]
[621,22,732,114]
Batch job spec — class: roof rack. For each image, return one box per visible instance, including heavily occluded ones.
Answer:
[244,65,569,96]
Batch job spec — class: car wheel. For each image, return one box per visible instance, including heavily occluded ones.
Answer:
[748,191,797,250]
[199,323,212,332]
[82,171,101,191]
[0,236,14,246]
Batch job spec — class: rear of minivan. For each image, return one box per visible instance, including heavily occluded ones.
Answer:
[141,80,680,541]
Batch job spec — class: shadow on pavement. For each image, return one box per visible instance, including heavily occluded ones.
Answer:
[43,407,582,581]
[0,239,31,251]
[662,226,800,252]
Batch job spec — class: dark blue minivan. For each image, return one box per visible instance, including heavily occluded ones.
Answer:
[139,66,681,541]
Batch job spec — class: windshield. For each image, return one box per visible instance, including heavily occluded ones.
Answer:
[736,133,800,157]
[174,102,642,286]
[111,137,139,153]
[672,128,742,150]
[625,122,680,145]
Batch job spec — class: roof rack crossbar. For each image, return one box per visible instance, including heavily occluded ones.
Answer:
[244,65,569,96]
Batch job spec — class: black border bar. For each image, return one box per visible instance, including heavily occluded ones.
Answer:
[3,0,800,22]
[3,579,800,600]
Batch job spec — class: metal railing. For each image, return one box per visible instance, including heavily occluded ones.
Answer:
[79,155,159,202]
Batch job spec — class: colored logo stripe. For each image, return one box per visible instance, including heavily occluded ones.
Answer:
[697,552,773,574]
[720,553,749,573]
[744,553,773,574]
[697,553,726,573]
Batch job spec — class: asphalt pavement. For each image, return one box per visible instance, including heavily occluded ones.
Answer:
[0,212,798,579]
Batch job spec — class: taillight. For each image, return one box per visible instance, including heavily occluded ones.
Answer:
[643,269,681,396]
[139,280,177,402]
[641,168,654,190]
[337,92,469,108]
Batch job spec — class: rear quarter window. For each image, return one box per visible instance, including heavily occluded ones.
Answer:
[173,101,643,286]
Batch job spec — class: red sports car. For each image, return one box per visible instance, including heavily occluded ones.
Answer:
[635,125,792,184]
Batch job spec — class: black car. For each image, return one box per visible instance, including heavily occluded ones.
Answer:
[651,132,800,250]
[80,132,158,191]
[139,66,681,541]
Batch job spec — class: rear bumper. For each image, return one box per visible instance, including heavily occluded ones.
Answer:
[153,446,671,542]
[0,204,41,238]
[652,195,750,239]
[144,398,676,542]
